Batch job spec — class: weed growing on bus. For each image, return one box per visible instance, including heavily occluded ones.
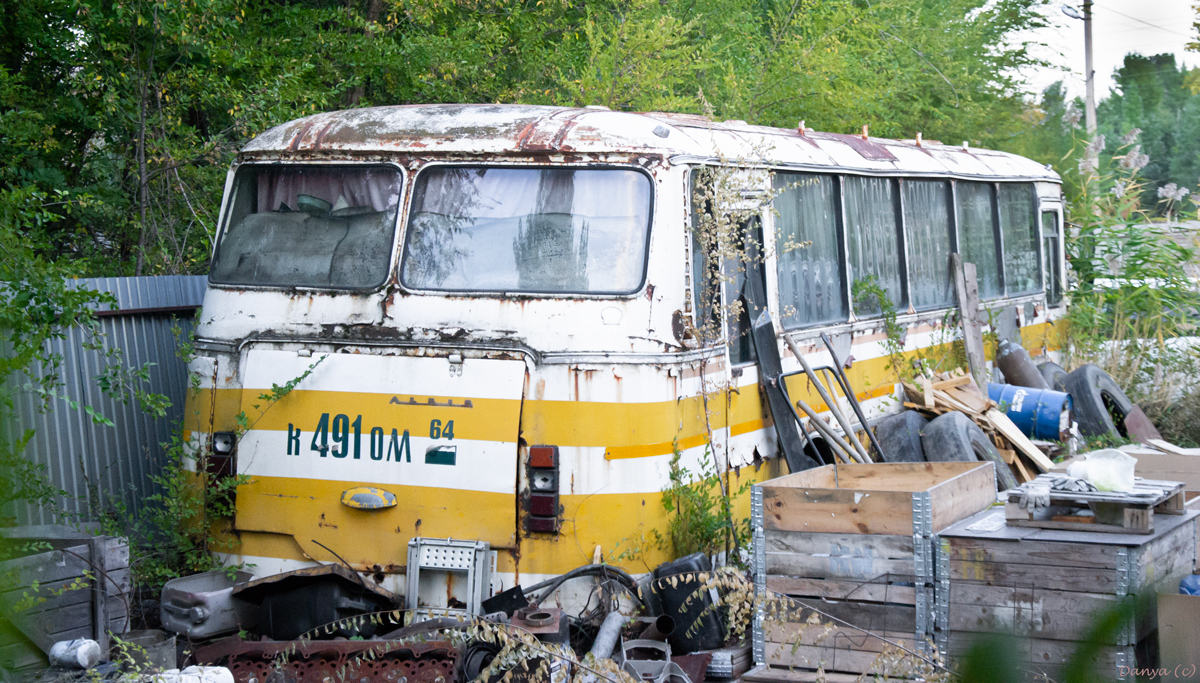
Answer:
[851,275,909,379]
[649,444,752,565]
[94,323,326,589]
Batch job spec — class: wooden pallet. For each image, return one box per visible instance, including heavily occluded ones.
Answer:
[1005,477,1186,534]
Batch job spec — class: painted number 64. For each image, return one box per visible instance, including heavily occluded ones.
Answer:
[429,419,455,440]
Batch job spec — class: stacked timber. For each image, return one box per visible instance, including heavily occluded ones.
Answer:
[747,462,996,682]
[0,527,130,670]
[939,506,1199,682]
[902,368,1055,484]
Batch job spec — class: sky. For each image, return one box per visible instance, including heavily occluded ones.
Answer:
[1021,0,1196,100]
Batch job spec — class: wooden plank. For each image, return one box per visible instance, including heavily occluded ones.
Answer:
[985,410,1055,472]
[767,576,917,605]
[1148,439,1200,456]
[762,487,916,536]
[931,375,973,391]
[929,463,997,533]
[0,620,45,671]
[1005,501,1154,534]
[944,633,1124,679]
[89,536,109,651]
[764,622,916,652]
[765,531,915,558]
[0,538,129,587]
[1136,520,1197,590]
[763,642,924,676]
[952,254,987,391]
[1011,454,1033,483]
[4,596,127,652]
[946,536,1121,569]
[948,561,1117,593]
[921,378,935,410]
[932,389,976,415]
[766,552,914,581]
[942,387,990,415]
[764,599,917,635]
[947,584,1127,642]
[0,567,131,614]
[766,462,989,491]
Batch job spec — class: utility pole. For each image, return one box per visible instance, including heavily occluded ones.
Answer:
[1064,2,1097,134]
[1083,0,1096,134]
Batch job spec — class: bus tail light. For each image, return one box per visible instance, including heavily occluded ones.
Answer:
[526,445,560,534]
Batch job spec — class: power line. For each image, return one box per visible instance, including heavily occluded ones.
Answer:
[1094,3,1195,40]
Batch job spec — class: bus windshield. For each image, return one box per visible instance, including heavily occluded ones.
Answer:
[400,167,652,294]
[211,165,402,289]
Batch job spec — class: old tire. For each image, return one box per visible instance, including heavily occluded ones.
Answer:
[922,411,1019,491]
[1038,361,1069,392]
[873,410,928,463]
[1063,364,1134,438]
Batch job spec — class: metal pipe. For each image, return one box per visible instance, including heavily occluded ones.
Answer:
[820,333,888,461]
[637,615,676,642]
[785,336,872,463]
[589,611,627,659]
[794,400,858,464]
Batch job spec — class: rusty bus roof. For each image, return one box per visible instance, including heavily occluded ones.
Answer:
[242,104,1060,182]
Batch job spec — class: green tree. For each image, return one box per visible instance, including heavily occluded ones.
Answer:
[1095,54,1200,211]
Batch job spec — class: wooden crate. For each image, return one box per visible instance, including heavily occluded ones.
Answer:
[752,463,996,678]
[0,530,130,670]
[938,507,1199,682]
[758,462,997,536]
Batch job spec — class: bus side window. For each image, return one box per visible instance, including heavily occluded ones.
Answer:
[999,183,1041,295]
[725,217,765,365]
[690,170,721,344]
[773,173,847,329]
[845,176,906,315]
[902,179,955,310]
[1042,210,1063,304]
[956,181,1003,299]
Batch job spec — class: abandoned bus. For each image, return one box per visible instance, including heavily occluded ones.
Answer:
[186,104,1063,605]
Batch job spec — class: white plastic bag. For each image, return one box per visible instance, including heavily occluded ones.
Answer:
[1068,449,1137,492]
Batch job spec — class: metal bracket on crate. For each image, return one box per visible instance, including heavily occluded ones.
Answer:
[1114,547,1140,649]
[911,491,933,538]
[751,485,766,667]
[914,587,930,649]
[1115,648,1133,682]
[908,491,938,663]
[751,485,766,588]
[934,536,951,658]
[913,534,933,585]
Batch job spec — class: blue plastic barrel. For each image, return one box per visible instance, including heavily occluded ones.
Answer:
[987,383,1073,440]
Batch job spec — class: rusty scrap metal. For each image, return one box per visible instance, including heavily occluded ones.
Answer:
[194,638,458,683]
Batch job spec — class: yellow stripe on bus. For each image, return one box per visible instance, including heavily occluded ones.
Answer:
[228,456,784,576]
[184,320,1063,449]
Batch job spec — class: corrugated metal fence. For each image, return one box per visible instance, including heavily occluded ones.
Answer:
[5,276,208,526]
